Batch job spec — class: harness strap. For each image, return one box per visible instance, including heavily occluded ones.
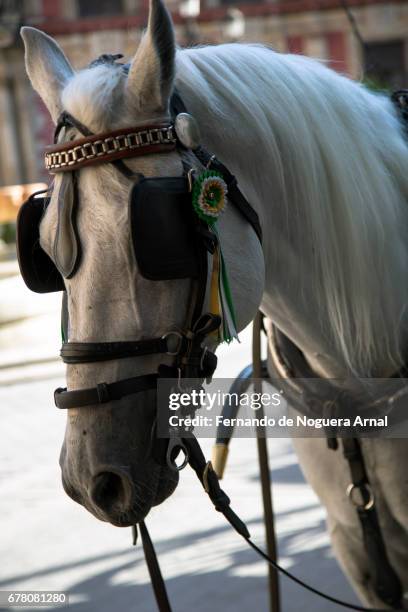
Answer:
[60,337,172,364]
[194,147,263,245]
[178,313,220,378]
[342,438,402,609]
[49,113,177,172]
[170,91,263,245]
[54,344,219,410]
[138,521,172,612]
[267,324,403,609]
[135,432,393,612]
[252,312,280,612]
[183,435,250,538]
[54,373,158,409]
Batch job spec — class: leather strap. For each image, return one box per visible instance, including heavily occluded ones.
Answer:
[342,439,402,608]
[184,434,389,611]
[54,373,158,409]
[194,147,263,245]
[183,435,250,538]
[170,91,263,245]
[177,313,220,378]
[46,121,177,173]
[131,429,391,612]
[138,521,172,612]
[60,337,171,364]
[252,312,280,612]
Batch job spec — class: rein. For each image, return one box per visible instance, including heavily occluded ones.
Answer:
[42,94,402,612]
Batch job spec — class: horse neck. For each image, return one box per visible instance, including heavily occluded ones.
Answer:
[176,45,408,378]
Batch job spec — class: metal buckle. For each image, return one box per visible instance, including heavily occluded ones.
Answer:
[162,331,184,356]
[165,126,176,143]
[346,483,375,510]
[96,382,110,404]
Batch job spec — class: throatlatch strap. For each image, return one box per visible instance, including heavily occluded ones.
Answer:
[342,439,402,608]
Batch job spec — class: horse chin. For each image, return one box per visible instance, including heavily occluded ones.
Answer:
[61,462,179,528]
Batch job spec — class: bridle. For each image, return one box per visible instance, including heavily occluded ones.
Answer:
[50,109,246,471]
[34,69,404,611]
[51,102,261,422]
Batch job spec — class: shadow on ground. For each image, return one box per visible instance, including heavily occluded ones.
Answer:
[0,508,358,612]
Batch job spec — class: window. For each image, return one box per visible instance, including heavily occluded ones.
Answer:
[77,0,124,17]
[364,40,406,90]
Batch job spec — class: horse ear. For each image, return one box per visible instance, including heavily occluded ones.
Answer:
[20,27,74,124]
[126,0,175,115]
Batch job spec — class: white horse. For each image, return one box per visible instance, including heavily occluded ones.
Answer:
[21,0,408,608]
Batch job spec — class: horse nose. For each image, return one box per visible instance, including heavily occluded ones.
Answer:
[90,470,134,516]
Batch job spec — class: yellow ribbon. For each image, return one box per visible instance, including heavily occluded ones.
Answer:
[209,246,221,339]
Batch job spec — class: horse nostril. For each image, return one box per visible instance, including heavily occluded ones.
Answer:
[91,471,133,515]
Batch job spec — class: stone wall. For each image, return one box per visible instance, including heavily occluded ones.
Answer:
[0,0,406,187]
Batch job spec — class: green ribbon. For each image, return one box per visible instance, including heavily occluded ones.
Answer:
[192,171,238,344]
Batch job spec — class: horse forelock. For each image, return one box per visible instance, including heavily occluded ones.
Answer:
[61,63,127,133]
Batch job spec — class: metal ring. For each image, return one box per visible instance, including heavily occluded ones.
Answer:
[162,331,183,355]
[346,483,375,510]
[166,439,189,471]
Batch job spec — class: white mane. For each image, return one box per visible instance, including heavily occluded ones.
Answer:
[176,44,408,375]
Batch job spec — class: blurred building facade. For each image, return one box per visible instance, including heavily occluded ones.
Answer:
[0,0,407,189]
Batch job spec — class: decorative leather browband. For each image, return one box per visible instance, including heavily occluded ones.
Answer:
[45,124,177,172]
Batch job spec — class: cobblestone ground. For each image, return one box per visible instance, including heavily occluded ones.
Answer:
[0,274,358,611]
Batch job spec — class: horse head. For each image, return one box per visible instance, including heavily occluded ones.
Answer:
[20,0,264,527]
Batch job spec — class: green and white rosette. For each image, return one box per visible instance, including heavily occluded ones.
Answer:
[192,170,239,344]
